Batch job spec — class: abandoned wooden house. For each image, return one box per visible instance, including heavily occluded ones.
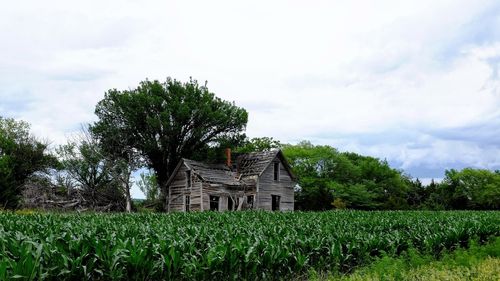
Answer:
[165,149,296,212]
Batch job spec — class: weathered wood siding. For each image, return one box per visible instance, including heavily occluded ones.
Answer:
[256,157,295,211]
[168,164,202,212]
[201,183,257,211]
[167,154,293,212]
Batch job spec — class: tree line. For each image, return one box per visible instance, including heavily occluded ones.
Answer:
[1,77,499,211]
[279,141,500,210]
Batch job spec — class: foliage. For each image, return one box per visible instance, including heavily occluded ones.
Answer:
[282,141,410,210]
[137,171,159,202]
[92,77,248,201]
[56,131,125,211]
[89,121,141,212]
[0,211,498,280]
[136,171,163,211]
[331,198,347,209]
[235,137,282,153]
[439,168,500,210]
[0,117,55,209]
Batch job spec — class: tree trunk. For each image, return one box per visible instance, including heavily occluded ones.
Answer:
[156,174,170,212]
[123,180,132,213]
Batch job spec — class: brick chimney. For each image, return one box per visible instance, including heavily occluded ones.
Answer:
[225,148,232,168]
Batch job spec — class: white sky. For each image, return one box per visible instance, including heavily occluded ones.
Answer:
[1,1,499,198]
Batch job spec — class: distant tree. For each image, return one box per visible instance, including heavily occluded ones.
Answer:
[188,134,247,164]
[0,117,55,209]
[332,182,380,210]
[439,168,500,210]
[422,179,447,210]
[89,123,141,212]
[342,153,410,209]
[282,141,411,210]
[282,141,341,210]
[137,171,160,202]
[56,130,125,211]
[236,137,282,153]
[406,178,426,208]
[331,197,347,209]
[92,78,248,210]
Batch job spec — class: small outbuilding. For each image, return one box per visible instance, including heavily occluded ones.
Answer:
[165,150,296,212]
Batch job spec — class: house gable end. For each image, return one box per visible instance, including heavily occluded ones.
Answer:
[257,150,296,182]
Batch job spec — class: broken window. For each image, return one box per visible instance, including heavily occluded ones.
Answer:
[228,196,233,211]
[272,195,280,211]
[209,195,219,211]
[185,195,190,212]
[273,162,280,181]
[247,195,254,209]
[186,170,192,188]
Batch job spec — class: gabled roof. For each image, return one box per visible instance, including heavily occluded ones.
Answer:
[183,159,240,185]
[237,150,296,180]
[166,149,296,188]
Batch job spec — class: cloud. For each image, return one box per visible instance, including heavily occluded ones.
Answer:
[1,0,500,197]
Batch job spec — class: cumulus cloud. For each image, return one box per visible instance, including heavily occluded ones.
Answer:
[1,0,500,198]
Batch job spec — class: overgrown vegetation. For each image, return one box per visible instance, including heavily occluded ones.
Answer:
[313,236,500,280]
[0,211,498,280]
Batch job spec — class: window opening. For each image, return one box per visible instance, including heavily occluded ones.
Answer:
[247,195,254,209]
[209,195,219,211]
[186,170,192,188]
[185,195,190,212]
[273,162,280,181]
[272,195,280,211]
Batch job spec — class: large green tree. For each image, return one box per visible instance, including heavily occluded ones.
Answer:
[282,141,411,210]
[436,168,500,210]
[0,117,55,209]
[92,78,248,208]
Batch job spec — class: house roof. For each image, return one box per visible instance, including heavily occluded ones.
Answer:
[237,150,280,177]
[237,150,297,180]
[183,159,240,185]
[166,149,296,188]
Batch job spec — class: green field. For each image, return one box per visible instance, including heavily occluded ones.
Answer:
[319,237,500,281]
[0,211,499,280]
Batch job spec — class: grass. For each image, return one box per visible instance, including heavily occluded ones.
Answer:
[311,237,500,281]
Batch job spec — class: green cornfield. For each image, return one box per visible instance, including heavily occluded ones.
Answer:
[0,211,499,280]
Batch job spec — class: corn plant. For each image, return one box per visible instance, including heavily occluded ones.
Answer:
[0,211,499,280]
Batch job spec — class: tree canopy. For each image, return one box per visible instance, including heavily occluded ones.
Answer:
[92,78,248,207]
[282,141,411,210]
[56,129,127,211]
[0,117,55,209]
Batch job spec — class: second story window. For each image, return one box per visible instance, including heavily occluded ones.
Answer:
[273,162,280,181]
[186,170,192,188]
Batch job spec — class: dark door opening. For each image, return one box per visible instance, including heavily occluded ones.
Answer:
[271,195,280,211]
[209,195,219,211]
[247,195,254,209]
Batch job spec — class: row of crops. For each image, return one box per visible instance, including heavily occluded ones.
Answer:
[0,211,499,280]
